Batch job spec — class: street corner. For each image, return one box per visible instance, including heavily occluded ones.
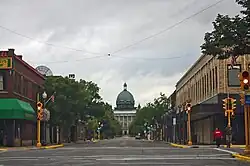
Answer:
[40,144,64,149]
[169,143,189,148]
[232,153,250,162]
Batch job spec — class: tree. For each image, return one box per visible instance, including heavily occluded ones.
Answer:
[44,76,120,140]
[129,93,170,135]
[201,0,249,60]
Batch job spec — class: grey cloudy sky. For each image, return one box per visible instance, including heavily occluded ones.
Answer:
[0,0,242,107]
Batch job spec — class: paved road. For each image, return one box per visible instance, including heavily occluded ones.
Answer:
[0,136,248,165]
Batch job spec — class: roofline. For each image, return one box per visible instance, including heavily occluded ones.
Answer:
[14,56,46,80]
[175,54,205,86]
[167,90,176,99]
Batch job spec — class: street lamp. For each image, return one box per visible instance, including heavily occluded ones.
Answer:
[42,91,47,99]
[42,91,47,145]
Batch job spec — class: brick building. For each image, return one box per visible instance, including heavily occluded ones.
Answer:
[0,49,45,147]
[175,54,250,145]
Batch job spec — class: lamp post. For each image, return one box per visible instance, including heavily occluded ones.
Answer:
[177,105,182,144]
[173,108,177,143]
[97,122,103,140]
[42,91,47,145]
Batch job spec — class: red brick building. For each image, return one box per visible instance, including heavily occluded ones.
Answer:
[0,48,45,146]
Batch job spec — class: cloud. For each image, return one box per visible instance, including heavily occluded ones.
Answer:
[0,0,241,107]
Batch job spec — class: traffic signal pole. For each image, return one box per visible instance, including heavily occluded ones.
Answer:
[187,111,192,146]
[36,93,42,147]
[227,112,231,127]
[186,103,192,146]
[244,105,249,153]
[239,71,250,154]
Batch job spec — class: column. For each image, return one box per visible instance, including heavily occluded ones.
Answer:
[122,115,124,134]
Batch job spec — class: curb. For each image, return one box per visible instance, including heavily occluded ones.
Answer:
[223,145,245,148]
[40,144,64,149]
[0,144,64,151]
[232,153,250,162]
[169,143,189,148]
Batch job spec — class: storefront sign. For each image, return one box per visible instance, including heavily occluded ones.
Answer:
[0,57,12,69]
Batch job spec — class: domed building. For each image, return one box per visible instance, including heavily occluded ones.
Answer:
[114,83,136,135]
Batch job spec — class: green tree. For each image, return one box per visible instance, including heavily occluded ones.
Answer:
[44,76,121,140]
[201,0,249,59]
[129,93,170,135]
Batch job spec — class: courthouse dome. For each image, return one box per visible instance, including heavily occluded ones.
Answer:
[116,83,135,109]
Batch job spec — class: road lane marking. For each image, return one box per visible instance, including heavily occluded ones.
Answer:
[0,153,231,160]
[213,148,237,154]
[0,158,38,161]
[96,157,236,160]
[61,147,215,150]
[109,163,187,165]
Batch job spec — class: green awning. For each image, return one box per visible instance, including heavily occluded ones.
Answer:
[0,99,36,121]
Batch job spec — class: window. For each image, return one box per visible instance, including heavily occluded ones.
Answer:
[0,72,6,91]
[14,73,22,94]
[32,83,37,100]
[27,82,32,99]
[227,64,241,87]
[0,74,3,90]
[202,76,205,99]
[23,78,28,97]
[128,116,131,121]
[215,67,218,90]
[212,69,215,91]
[209,70,212,94]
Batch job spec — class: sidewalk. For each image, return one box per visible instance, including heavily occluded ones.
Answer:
[215,147,250,162]
[168,142,250,162]
[168,142,245,149]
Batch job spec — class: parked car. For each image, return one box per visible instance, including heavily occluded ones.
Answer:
[135,133,141,139]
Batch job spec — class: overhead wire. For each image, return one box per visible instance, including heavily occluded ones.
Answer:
[29,54,186,64]
[0,0,226,64]
[110,0,226,55]
[0,25,103,56]
[31,55,107,64]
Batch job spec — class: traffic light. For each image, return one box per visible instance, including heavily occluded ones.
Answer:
[227,98,233,110]
[222,98,228,110]
[240,71,250,91]
[37,102,43,120]
[240,93,245,105]
[231,98,236,110]
[37,102,43,110]
[186,103,191,111]
[223,98,236,111]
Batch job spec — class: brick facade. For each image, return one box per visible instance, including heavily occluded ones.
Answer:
[0,49,45,146]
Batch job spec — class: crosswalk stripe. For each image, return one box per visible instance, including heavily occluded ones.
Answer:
[96,157,236,161]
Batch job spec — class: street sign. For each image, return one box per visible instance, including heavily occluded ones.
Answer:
[245,95,250,105]
[0,57,12,69]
